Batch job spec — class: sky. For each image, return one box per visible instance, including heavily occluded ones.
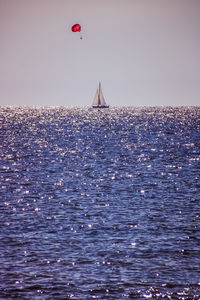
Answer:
[0,0,200,107]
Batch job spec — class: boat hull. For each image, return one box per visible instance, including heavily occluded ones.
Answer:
[92,105,109,108]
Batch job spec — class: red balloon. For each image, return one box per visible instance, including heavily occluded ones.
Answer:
[71,24,81,32]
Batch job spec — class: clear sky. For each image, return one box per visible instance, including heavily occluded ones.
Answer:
[0,0,200,107]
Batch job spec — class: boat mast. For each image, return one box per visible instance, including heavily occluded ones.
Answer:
[98,82,100,106]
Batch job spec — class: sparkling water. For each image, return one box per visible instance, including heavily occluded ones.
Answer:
[0,106,199,299]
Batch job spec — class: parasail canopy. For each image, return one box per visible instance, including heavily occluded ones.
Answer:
[71,24,81,32]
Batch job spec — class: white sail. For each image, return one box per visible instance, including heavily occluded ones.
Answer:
[92,82,109,108]
[92,89,99,106]
[99,83,107,106]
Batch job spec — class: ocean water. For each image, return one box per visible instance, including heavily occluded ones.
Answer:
[0,106,199,300]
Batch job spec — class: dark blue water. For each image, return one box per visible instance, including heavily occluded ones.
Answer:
[0,106,200,299]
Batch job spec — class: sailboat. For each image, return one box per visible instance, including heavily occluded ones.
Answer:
[92,82,109,108]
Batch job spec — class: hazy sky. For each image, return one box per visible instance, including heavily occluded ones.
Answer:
[1,0,200,107]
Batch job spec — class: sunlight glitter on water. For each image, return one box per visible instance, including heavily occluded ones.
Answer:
[0,106,200,299]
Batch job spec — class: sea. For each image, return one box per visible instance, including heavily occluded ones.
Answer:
[0,106,199,300]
